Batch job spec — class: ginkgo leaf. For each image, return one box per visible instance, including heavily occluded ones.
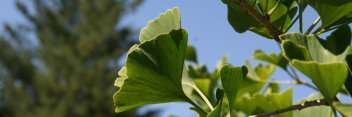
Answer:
[281,40,311,61]
[233,96,257,115]
[186,45,198,63]
[333,102,352,117]
[236,61,276,96]
[319,25,351,55]
[345,55,352,96]
[222,0,296,38]
[267,82,280,93]
[253,49,288,69]
[281,32,350,102]
[221,0,259,33]
[139,7,181,42]
[254,88,293,117]
[114,29,190,112]
[185,64,217,106]
[280,32,351,62]
[309,0,352,28]
[220,65,248,117]
[207,89,223,117]
[280,33,347,62]
[292,60,348,101]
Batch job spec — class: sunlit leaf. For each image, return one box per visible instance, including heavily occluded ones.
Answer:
[185,64,216,105]
[253,49,288,69]
[237,61,276,96]
[233,96,258,115]
[207,90,224,117]
[292,60,348,101]
[139,7,181,42]
[281,40,310,61]
[114,66,127,87]
[183,67,215,113]
[254,88,293,117]
[220,65,248,117]
[333,102,352,117]
[280,32,350,62]
[186,64,210,78]
[216,55,229,73]
[267,82,280,93]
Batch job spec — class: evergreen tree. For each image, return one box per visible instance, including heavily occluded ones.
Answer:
[0,0,152,117]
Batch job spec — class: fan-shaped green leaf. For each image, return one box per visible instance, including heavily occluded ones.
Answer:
[267,82,280,93]
[235,61,276,96]
[280,32,350,62]
[319,25,351,55]
[139,7,181,42]
[220,65,248,116]
[186,45,198,63]
[221,0,259,33]
[207,90,223,117]
[222,0,296,38]
[254,88,293,117]
[292,60,348,101]
[182,66,215,114]
[309,0,352,28]
[113,29,190,112]
[232,96,258,115]
[282,40,310,61]
[253,49,288,69]
[114,66,127,87]
[333,102,352,117]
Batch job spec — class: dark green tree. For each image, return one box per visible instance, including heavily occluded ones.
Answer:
[0,0,154,117]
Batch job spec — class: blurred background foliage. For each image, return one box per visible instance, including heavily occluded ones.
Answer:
[0,0,158,117]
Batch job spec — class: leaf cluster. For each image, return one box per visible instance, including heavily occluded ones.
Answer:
[114,0,352,116]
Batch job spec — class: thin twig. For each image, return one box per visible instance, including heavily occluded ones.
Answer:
[284,66,319,91]
[234,0,282,43]
[257,80,299,84]
[249,99,329,117]
[298,0,303,33]
[296,80,319,91]
[284,15,299,33]
[305,17,321,35]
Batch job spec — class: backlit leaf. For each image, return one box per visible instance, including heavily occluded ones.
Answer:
[139,7,181,42]
[333,102,352,117]
[114,29,190,112]
[309,0,352,28]
[254,88,293,117]
[253,49,288,69]
[292,60,348,101]
[220,65,248,117]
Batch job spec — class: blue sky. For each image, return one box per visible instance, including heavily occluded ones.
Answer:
[0,0,350,117]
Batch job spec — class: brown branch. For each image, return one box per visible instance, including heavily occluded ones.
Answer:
[234,0,282,43]
[249,99,329,117]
